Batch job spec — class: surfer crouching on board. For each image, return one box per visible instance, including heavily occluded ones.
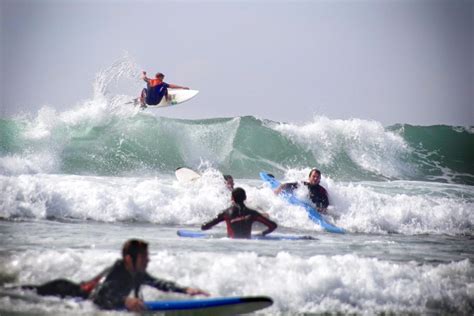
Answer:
[139,71,189,108]
[202,187,277,239]
[21,239,209,311]
[275,168,330,213]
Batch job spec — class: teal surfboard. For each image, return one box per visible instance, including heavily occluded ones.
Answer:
[260,172,345,234]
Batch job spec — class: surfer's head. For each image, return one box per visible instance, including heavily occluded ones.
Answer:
[308,168,321,185]
[122,239,149,273]
[231,187,247,205]
[155,72,165,80]
[223,175,234,190]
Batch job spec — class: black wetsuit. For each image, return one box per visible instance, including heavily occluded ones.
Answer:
[283,181,329,209]
[21,270,107,299]
[201,203,277,239]
[91,259,187,310]
[21,260,187,310]
[22,279,89,299]
[143,82,170,105]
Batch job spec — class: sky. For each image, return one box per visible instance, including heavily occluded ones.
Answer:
[1,0,473,126]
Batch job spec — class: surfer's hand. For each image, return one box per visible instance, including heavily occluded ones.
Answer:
[186,287,210,297]
[274,186,283,195]
[125,297,145,311]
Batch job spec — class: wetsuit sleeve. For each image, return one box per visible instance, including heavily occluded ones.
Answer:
[201,211,226,230]
[281,182,298,192]
[253,211,277,236]
[142,273,187,294]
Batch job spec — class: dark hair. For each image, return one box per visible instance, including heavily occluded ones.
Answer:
[231,187,246,204]
[122,239,148,266]
[309,168,321,177]
[155,72,165,79]
[223,175,233,181]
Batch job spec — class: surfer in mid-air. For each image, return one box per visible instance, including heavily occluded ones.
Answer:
[202,187,277,239]
[139,71,189,108]
[274,168,330,213]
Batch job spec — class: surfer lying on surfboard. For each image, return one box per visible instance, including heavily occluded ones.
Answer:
[139,71,189,108]
[202,188,278,239]
[274,168,330,213]
[20,239,209,312]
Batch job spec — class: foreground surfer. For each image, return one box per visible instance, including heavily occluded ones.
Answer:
[202,188,277,239]
[139,71,189,108]
[21,239,208,311]
[275,168,330,213]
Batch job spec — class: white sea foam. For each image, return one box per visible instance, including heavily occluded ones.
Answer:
[2,249,472,314]
[272,116,413,179]
[1,172,472,235]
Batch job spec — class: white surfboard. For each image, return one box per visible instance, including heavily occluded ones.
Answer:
[128,89,199,108]
[175,167,201,183]
[147,89,199,108]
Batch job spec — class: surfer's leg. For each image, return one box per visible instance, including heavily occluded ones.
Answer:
[23,279,85,298]
[140,89,148,108]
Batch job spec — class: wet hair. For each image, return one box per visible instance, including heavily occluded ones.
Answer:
[122,239,148,267]
[231,187,246,204]
[155,72,165,79]
[223,175,233,181]
[309,168,321,178]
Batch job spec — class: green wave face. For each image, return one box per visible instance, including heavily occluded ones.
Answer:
[1,115,473,184]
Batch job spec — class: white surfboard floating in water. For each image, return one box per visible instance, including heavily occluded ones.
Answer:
[131,89,199,109]
[175,167,201,183]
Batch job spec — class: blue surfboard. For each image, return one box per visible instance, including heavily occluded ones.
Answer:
[177,229,316,241]
[260,172,345,234]
[144,296,273,314]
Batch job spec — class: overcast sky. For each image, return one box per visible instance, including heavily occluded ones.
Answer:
[1,0,472,126]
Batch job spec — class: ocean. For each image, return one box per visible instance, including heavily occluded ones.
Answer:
[0,61,473,315]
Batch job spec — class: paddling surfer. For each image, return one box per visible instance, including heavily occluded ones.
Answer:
[202,187,277,239]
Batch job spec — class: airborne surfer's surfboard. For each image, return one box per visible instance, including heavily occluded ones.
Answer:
[132,89,199,109]
[175,167,201,183]
[144,296,273,314]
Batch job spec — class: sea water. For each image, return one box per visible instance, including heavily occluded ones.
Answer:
[0,58,473,315]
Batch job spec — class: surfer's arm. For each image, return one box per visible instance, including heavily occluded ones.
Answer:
[274,182,297,195]
[144,273,209,296]
[144,273,187,293]
[201,212,225,230]
[254,213,277,236]
[141,71,150,83]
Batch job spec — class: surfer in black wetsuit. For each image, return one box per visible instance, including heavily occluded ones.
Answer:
[201,187,278,239]
[223,174,234,191]
[139,71,189,108]
[21,239,209,312]
[275,168,330,213]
